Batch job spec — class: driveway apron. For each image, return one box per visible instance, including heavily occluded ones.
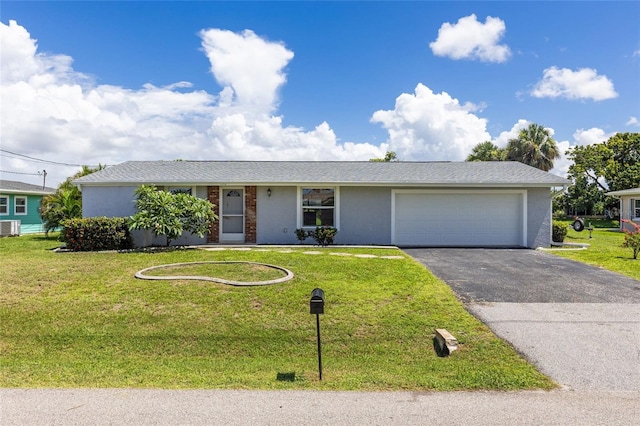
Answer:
[403,248,640,391]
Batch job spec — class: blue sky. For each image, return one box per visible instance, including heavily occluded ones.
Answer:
[1,1,639,186]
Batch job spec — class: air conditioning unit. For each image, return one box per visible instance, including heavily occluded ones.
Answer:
[0,220,21,236]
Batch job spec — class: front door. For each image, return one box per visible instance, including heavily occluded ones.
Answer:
[220,188,244,242]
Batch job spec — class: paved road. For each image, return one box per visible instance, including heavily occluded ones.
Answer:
[404,248,640,391]
[2,388,640,425]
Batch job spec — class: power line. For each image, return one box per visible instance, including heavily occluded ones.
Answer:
[0,169,43,176]
[0,149,103,167]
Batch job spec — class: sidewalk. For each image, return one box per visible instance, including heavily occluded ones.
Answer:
[2,388,639,425]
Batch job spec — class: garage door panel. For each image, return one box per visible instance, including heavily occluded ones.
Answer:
[394,192,522,247]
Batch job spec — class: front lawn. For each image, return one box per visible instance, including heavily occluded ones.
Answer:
[550,222,639,280]
[0,234,554,390]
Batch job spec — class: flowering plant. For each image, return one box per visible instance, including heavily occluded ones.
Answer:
[621,219,640,259]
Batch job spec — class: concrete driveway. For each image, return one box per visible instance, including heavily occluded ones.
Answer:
[403,248,640,391]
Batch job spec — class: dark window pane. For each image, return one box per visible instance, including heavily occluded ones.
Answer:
[303,208,334,227]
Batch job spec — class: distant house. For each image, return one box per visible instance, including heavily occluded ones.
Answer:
[73,160,568,248]
[607,187,640,232]
[0,180,55,235]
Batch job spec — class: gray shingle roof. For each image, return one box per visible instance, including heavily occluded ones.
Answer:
[0,179,55,194]
[72,160,569,187]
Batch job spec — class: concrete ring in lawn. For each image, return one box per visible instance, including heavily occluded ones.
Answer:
[135,261,294,286]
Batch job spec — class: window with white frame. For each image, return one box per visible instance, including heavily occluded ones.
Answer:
[14,196,27,215]
[0,196,7,215]
[633,199,640,218]
[301,188,335,227]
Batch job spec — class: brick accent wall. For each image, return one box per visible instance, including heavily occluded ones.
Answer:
[207,186,219,243]
[244,186,257,243]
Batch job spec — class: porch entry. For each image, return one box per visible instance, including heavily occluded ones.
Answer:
[220,188,244,242]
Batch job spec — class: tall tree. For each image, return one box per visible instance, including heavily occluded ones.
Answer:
[40,165,105,236]
[506,123,560,171]
[565,132,640,214]
[563,175,606,216]
[567,132,640,193]
[466,141,506,161]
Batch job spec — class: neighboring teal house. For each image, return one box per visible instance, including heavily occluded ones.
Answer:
[0,180,55,235]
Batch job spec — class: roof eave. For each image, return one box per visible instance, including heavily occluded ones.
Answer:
[606,188,640,197]
[0,189,54,195]
[72,181,568,188]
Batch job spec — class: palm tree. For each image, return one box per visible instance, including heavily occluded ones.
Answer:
[40,188,82,235]
[466,141,506,161]
[506,123,560,171]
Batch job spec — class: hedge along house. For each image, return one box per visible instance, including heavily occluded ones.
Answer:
[72,161,568,248]
[0,180,55,235]
[606,187,640,232]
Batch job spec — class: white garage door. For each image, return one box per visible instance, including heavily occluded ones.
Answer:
[393,191,524,247]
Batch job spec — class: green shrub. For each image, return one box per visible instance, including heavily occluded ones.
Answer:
[61,217,133,251]
[294,227,338,246]
[310,226,338,246]
[129,185,217,247]
[294,228,308,243]
[552,221,568,243]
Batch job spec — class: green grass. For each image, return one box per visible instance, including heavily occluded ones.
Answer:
[555,216,619,229]
[0,234,554,390]
[143,262,288,281]
[550,221,639,280]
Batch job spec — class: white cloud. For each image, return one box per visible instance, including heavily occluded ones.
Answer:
[200,28,294,115]
[572,127,613,146]
[530,66,618,101]
[370,83,490,160]
[429,14,511,63]
[0,21,384,187]
[549,139,573,178]
[1,20,40,83]
[492,119,530,148]
[626,116,639,126]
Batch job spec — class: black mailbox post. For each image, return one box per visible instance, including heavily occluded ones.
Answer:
[310,288,325,314]
[310,288,325,380]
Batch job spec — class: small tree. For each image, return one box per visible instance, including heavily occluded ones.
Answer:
[40,187,82,236]
[129,185,217,246]
[40,165,105,236]
[621,220,640,260]
[370,151,399,162]
[466,141,506,162]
